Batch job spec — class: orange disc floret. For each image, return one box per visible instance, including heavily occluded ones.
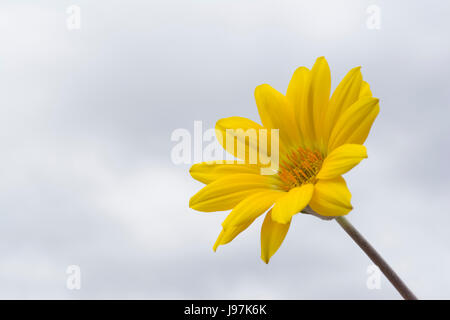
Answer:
[278,147,324,191]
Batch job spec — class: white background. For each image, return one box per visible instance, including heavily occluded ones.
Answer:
[1,0,449,299]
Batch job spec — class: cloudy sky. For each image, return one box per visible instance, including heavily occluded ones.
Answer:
[0,0,449,299]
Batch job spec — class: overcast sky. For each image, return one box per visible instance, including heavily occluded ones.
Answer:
[0,0,449,299]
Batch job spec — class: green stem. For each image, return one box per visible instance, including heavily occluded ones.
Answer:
[335,216,418,300]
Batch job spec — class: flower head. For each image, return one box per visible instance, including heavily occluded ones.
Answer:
[189,57,379,263]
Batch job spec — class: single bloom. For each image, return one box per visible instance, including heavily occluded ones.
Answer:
[189,57,379,263]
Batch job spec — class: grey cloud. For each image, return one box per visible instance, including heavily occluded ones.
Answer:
[0,0,449,299]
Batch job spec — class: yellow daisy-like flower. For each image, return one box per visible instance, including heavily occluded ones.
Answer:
[189,57,379,263]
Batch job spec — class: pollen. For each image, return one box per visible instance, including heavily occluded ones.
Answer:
[278,147,324,191]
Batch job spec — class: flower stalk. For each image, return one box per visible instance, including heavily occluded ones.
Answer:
[335,216,418,300]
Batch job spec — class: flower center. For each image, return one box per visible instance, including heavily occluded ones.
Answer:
[278,147,324,191]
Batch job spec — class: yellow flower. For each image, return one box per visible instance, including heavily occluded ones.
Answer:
[189,57,379,263]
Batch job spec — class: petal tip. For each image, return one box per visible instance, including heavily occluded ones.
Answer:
[343,205,353,215]
[188,197,197,209]
[293,66,309,74]
[254,83,270,93]
[261,255,270,264]
[213,240,220,252]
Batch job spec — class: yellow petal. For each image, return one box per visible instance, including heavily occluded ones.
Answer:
[359,81,372,98]
[189,174,280,212]
[214,190,285,251]
[254,84,301,149]
[271,184,314,224]
[323,67,362,142]
[215,116,264,163]
[190,161,260,184]
[327,96,380,152]
[213,220,253,251]
[308,57,331,152]
[316,144,367,180]
[309,176,352,217]
[286,66,310,149]
[260,209,291,264]
[222,190,284,228]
